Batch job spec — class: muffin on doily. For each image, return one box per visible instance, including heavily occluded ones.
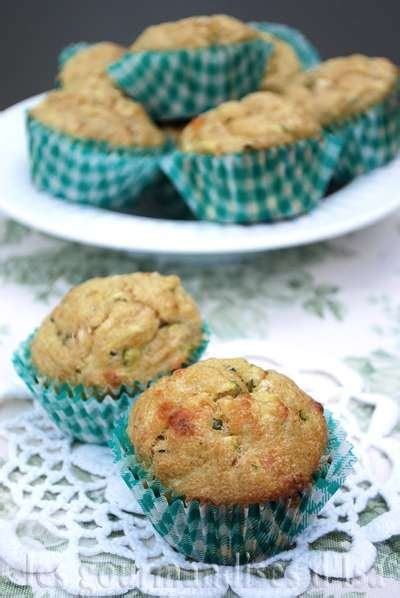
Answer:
[107,15,272,120]
[112,358,355,564]
[27,81,168,207]
[161,91,342,222]
[58,41,126,87]
[13,273,209,444]
[283,54,400,181]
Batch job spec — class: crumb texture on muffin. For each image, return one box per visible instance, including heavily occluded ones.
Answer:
[130,15,258,51]
[284,54,398,125]
[59,42,126,87]
[30,87,165,148]
[129,358,328,504]
[31,273,203,390]
[258,32,301,91]
[180,91,321,154]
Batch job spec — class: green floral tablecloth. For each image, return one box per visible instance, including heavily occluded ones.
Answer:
[0,210,399,597]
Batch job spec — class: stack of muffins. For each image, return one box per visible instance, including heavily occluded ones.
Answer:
[27,14,400,223]
[13,271,355,565]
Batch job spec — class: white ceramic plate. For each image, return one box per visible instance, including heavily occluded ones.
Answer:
[1,94,400,257]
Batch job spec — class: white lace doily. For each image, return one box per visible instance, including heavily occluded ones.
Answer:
[0,340,399,597]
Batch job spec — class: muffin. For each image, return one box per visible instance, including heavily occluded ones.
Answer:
[58,41,126,87]
[13,273,209,444]
[258,31,301,92]
[27,85,167,207]
[107,14,272,120]
[285,55,398,125]
[161,91,342,222]
[283,55,400,181]
[112,358,355,564]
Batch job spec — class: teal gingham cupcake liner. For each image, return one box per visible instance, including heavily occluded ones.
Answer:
[12,325,210,445]
[250,21,320,68]
[111,410,355,565]
[107,39,273,121]
[328,79,400,184]
[160,133,342,223]
[27,115,168,209]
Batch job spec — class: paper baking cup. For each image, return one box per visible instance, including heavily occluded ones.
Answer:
[250,21,320,69]
[13,326,210,445]
[160,133,342,223]
[27,115,168,209]
[107,39,273,121]
[328,80,400,184]
[111,410,355,565]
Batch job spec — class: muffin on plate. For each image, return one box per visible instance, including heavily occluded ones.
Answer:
[161,91,342,222]
[257,30,301,91]
[58,41,126,87]
[13,273,209,444]
[283,54,400,181]
[112,358,355,564]
[107,15,272,120]
[27,83,167,207]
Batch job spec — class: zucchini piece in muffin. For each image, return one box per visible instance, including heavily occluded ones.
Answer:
[112,358,354,564]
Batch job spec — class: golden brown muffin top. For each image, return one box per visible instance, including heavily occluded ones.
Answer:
[284,54,398,125]
[59,42,126,87]
[129,358,328,505]
[130,15,258,51]
[31,273,203,391]
[30,86,165,148]
[180,91,321,154]
[258,31,301,92]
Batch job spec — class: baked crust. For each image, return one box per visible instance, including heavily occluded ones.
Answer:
[130,15,258,51]
[180,91,320,154]
[129,358,328,504]
[59,42,126,87]
[283,54,398,125]
[30,86,165,148]
[31,273,203,390]
[258,32,301,92]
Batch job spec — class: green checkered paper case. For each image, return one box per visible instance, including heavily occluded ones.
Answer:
[27,115,167,208]
[107,39,272,121]
[12,327,209,445]
[250,21,320,69]
[329,79,400,184]
[161,133,342,223]
[111,411,355,566]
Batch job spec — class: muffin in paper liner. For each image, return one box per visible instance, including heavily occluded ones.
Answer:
[328,79,400,184]
[160,133,342,223]
[250,21,320,69]
[110,410,355,565]
[26,115,170,209]
[107,39,273,121]
[12,326,210,445]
